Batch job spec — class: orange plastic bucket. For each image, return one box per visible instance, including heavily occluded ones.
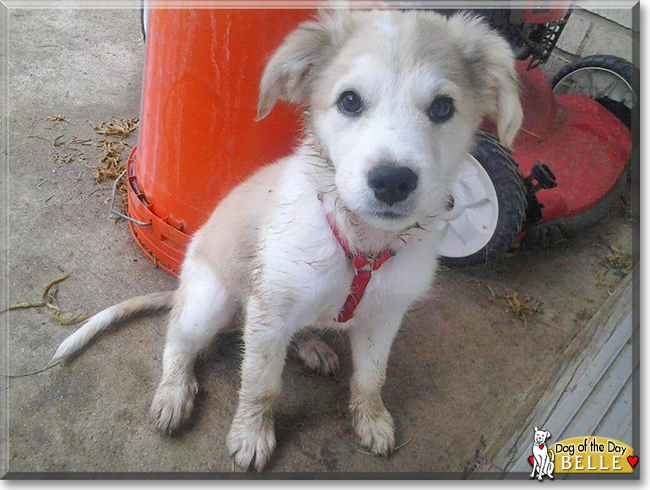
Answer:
[127,8,314,276]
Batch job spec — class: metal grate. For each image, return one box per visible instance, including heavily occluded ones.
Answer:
[525,13,572,69]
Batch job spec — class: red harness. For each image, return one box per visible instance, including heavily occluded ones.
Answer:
[322,206,396,323]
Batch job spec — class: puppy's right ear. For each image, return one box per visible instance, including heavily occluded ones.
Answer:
[534,426,539,432]
[257,10,350,120]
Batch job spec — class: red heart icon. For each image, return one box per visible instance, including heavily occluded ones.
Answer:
[539,444,544,449]
[529,456,534,465]
[628,456,638,468]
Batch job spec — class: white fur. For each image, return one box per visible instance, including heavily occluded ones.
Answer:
[294,334,339,375]
[52,9,522,471]
[49,291,173,366]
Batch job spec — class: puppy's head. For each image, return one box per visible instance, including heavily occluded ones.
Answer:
[533,427,551,445]
[258,10,522,230]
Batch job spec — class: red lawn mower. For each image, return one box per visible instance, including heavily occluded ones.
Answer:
[426,6,637,266]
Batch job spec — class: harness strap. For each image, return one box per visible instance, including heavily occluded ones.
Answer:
[320,196,396,323]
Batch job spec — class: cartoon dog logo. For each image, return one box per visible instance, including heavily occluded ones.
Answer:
[530,426,554,480]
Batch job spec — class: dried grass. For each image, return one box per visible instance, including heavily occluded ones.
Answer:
[49,150,87,165]
[93,117,139,139]
[83,139,127,183]
[504,290,541,326]
[69,137,93,146]
[47,114,69,123]
[576,307,592,322]
[52,135,66,148]
[600,245,633,276]
[595,270,612,288]
[355,437,413,456]
[90,118,139,213]
[0,273,89,325]
[45,117,139,214]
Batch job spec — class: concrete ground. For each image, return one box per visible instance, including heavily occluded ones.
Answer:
[4,9,635,475]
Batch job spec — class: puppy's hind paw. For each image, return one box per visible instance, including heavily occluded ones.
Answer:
[354,407,396,456]
[150,380,199,434]
[227,418,276,471]
[296,336,339,375]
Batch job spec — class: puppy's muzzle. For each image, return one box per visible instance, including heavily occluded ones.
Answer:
[367,165,418,206]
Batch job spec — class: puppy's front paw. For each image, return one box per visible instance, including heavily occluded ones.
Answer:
[150,380,199,433]
[227,415,276,471]
[296,336,339,375]
[353,406,395,456]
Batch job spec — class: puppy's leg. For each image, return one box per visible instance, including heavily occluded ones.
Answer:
[294,332,339,375]
[151,262,237,433]
[349,311,404,456]
[227,298,294,471]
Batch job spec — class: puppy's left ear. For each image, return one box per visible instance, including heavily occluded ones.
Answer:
[449,13,523,148]
[257,9,351,120]
[545,431,551,439]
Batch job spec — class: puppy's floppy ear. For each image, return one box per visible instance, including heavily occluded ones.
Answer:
[257,9,350,120]
[449,13,523,148]
[545,431,551,439]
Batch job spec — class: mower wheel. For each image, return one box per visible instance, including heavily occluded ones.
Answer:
[438,130,527,267]
[552,55,638,128]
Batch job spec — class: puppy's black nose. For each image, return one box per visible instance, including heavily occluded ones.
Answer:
[368,165,418,206]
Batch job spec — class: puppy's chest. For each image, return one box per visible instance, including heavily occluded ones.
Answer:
[282,242,354,320]
[270,230,434,326]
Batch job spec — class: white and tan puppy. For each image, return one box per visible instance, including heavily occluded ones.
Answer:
[52,9,522,470]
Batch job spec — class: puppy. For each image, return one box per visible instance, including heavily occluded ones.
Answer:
[530,427,555,480]
[52,9,522,470]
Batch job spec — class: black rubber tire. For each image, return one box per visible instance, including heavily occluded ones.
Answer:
[551,55,638,128]
[440,130,528,267]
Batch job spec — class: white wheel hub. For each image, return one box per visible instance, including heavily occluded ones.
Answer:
[435,154,499,258]
[553,67,636,109]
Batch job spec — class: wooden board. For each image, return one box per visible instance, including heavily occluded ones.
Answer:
[471,266,638,478]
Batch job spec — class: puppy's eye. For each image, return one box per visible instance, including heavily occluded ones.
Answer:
[338,91,363,116]
[428,95,454,123]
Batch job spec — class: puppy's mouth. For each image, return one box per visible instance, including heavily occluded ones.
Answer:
[363,197,416,222]
[372,210,408,220]
[358,206,418,229]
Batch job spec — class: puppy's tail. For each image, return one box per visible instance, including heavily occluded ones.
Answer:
[49,291,175,366]
[549,450,555,461]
